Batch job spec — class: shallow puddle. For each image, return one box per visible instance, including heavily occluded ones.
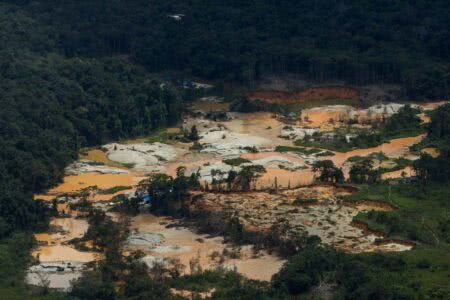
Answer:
[129,214,284,281]
[33,217,95,263]
[48,173,136,194]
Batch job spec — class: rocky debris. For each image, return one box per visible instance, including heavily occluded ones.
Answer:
[191,162,237,182]
[191,186,411,253]
[28,261,85,273]
[140,255,169,268]
[65,160,129,175]
[26,261,87,290]
[127,232,165,249]
[280,127,320,140]
[152,245,192,254]
[365,103,407,116]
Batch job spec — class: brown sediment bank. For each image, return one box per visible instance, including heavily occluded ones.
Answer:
[350,220,385,238]
[248,86,360,104]
[354,200,396,211]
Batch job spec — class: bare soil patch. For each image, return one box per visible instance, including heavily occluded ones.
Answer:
[248,86,360,105]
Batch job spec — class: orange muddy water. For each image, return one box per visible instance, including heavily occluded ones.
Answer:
[130,214,285,281]
[48,173,136,194]
[329,135,425,167]
[33,217,97,263]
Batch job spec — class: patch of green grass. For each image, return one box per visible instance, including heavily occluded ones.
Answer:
[120,162,136,169]
[399,247,450,294]
[295,113,426,153]
[378,158,413,174]
[344,183,450,245]
[169,269,271,295]
[347,152,388,163]
[410,137,447,153]
[275,145,323,156]
[343,183,450,296]
[98,186,132,195]
[223,158,251,166]
[146,131,169,143]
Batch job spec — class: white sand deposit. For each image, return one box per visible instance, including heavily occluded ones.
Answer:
[200,130,273,157]
[104,142,184,172]
[243,155,306,171]
[65,160,130,175]
[127,232,165,249]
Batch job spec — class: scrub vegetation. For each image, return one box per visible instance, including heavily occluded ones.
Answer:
[295,105,424,152]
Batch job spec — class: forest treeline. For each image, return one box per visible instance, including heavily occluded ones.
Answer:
[3,0,450,99]
[0,1,450,299]
[0,3,183,236]
[414,104,450,183]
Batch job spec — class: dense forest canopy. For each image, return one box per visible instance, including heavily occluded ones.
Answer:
[4,0,450,99]
[0,1,450,299]
[0,3,182,236]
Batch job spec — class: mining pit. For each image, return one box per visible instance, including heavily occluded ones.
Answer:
[29,98,444,290]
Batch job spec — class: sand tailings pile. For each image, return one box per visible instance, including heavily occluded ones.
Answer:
[128,232,165,249]
[200,129,273,158]
[242,155,306,171]
[104,142,185,172]
[65,160,130,175]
